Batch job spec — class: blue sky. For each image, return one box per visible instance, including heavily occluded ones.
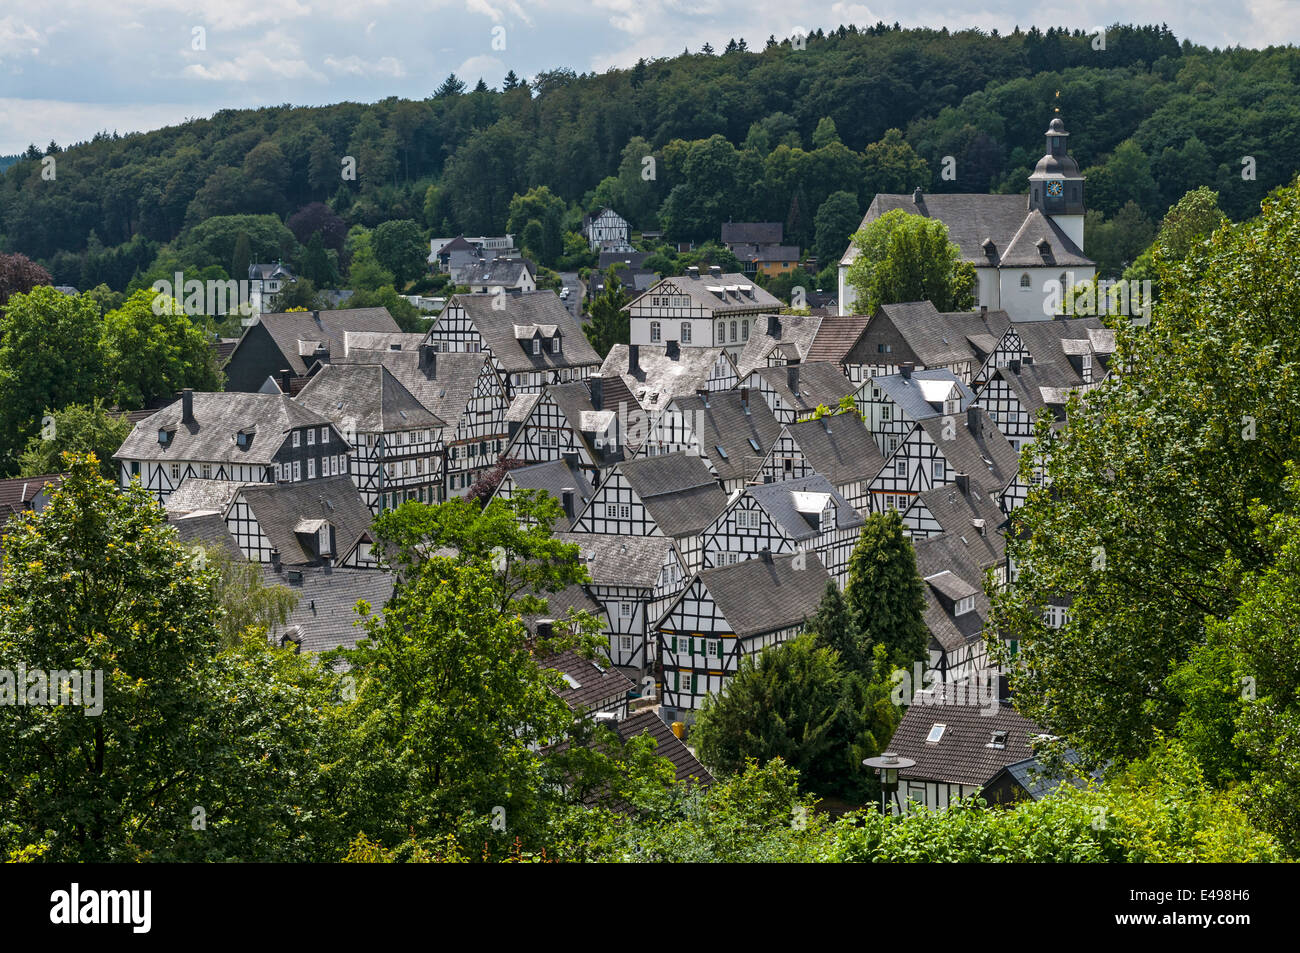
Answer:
[1,0,1297,154]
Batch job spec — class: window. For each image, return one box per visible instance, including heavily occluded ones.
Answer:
[895,458,907,477]
[955,595,975,616]
[307,429,315,445]
[877,343,892,354]
[741,321,749,341]
[532,338,541,355]
[170,463,180,480]
[885,494,895,510]
[730,321,737,342]
[1019,273,1031,289]
[201,463,212,479]
[307,459,316,479]
[926,724,946,744]
[318,524,331,556]
[321,427,329,444]
[716,322,725,342]
[987,730,1008,750]
[932,460,945,481]
[416,457,424,475]
[680,323,691,343]
[650,321,661,343]
[620,504,631,519]
[292,431,301,448]
[619,602,633,618]
[783,457,793,473]
[402,460,411,476]
[292,461,301,481]
[707,640,720,657]
[881,405,892,421]
[619,636,633,652]
[888,436,899,454]
[553,336,562,354]
[1044,605,1070,628]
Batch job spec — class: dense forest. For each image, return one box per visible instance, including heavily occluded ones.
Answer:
[1,22,1296,291]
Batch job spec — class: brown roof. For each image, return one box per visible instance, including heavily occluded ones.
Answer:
[805,314,871,365]
[887,689,1044,787]
[617,710,714,786]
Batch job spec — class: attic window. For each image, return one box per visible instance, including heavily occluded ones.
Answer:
[955,595,976,616]
[552,336,562,354]
[926,724,946,744]
[236,430,252,447]
[748,438,761,452]
[560,673,580,689]
[715,445,729,460]
[987,730,1008,750]
[158,428,174,446]
[532,338,541,355]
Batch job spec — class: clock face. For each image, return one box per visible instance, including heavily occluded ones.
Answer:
[1046,179,1064,198]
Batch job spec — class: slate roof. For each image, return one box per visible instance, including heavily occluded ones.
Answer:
[600,344,732,414]
[734,313,822,378]
[805,314,871,366]
[547,382,622,466]
[1002,316,1107,379]
[597,250,650,271]
[752,361,855,418]
[337,348,493,432]
[265,566,395,654]
[915,407,1020,495]
[558,533,675,589]
[691,552,831,639]
[871,368,976,421]
[168,510,241,559]
[983,752,1102,801]
[618,453,728,538]
[914,533,993,655]
[665,390,782,486]
[721,222,783,246]
[342,331,426,354]
[229,308,400,378]
[544,648,634,714]
[746,474,864,540]
[784,413,885,487]
[295,362,446,432]
[869,302,1012,369]
[991,361,1084,419]
[236,475,373,566]
[501,459,594,531]
[846,192,1092,268]
[440,291,601,373]
[164,479,245,516]
[463,258,534,287]
[628,272,781,315]
[618,710,714,786]
[910,481,1008,567]
[115,393,333,465]
[887,690,1045,787]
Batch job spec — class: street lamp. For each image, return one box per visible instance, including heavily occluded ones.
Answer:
[863,751,916,815]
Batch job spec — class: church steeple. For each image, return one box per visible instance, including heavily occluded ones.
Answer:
[1027,105,1085,248]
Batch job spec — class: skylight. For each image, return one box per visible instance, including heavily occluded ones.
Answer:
[926,724,946,743]
[987,730,1008,749]
[748,438,761,452]
[715,445,729,460]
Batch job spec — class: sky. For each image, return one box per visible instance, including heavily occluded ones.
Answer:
[1,0,1298,154]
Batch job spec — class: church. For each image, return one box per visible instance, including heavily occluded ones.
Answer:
[838,115,1096,323]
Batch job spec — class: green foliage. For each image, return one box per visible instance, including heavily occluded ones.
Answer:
[178,215,299,274]
[844,209,974,314]
[195,543,299,649]
[341,284,427,333]
[813,190,860,267]
[17,401,131,480]
[298,231,340,286]
[584,266,630,357]
[101,288,223,409]
[507,187,565,267]
[845,510,929,666]
[371,219,428,286]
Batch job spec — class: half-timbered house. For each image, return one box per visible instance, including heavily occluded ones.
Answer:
[866,406,1023,517]
[502,380,622,483]
[841,301,1011,386]
[492,458,594,531]
[739,361,856,425]
[968,315,1111,395]
[426,291,601,398]
[854,366,976,457]
[598,342,737,423]
[758,412,884,517]
[225,474,378,570]
[223,307,401,394]
[733,312,823,378]
[655,551,830,723]
[637,389,782,492]
[884,688,1044,813]
[627,267,782,362]
[115,390,347,505]
[698,474,864,585]
[582,207,631,250]
[568,453,727,574]
[295,362,446,513]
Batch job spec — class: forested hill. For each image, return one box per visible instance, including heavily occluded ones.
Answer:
[2,22,1297,288]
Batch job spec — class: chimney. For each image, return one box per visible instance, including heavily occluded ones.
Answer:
[766,314,780,337]
[900,362,914,379]
[279,368,292,393]
[589,373,603,411]
[665,339,680,360]
[1009,357,1021,373]
[628,343,641,375]
[709,264,722,277]
[419,343,438,376]
[955,472,970,496]
[787,364,799,391]
[913,187,924,204]
[740,386,750,413]
[181,388,195,425]
[561,487,575,521]
[967,405,981,437]
[760,548,772,563]
[687,266,700,278]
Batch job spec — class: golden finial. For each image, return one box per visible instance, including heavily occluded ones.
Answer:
[1054,89,1061,113]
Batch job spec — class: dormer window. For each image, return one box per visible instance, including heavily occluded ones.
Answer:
[532,338,541,355]
[987,730,1008,749]
[552,335,562,354]
[318,524,331,557]
[158,427,174,447]
[236,430,252,448]
[955,595,975,616]
[1019,273,1032,289]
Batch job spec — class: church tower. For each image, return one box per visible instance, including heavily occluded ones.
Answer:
[1027,115,1085,250]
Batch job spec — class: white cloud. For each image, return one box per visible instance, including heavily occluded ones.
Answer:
[0,97,207,153]
[325,54,407,77]
[455,54,507,85]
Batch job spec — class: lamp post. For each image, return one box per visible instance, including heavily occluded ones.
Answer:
[863,751,916,816]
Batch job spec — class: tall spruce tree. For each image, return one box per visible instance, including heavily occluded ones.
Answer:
[845,510,928,666]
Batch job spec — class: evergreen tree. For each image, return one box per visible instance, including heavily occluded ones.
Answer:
[807,580,863,674]
[502,70,520,90]
[230,230,252,280]
[583,266,629,356]
[435,73,466,98]
[300,230,338,286]
[845,510,929,666]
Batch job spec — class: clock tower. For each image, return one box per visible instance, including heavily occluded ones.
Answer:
[1028,115,1085,250]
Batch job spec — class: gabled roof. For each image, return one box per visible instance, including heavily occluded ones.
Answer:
[617,711,714,786]
[463,258,534,286]
[336,348,495,431]
[913,532,994,654]
[870,368,976,421]
[721,222,783,246]
[264,565,395,654]
[115,393,332,465]
[544,648,634,713]
[165,479,245,516]
[229,308,400,378]
[784,413,885,487]
[502,459,594,531]
[628,273,781,314]
[439,291,601,372]
[169,510,242,559]
[235,475,373,567]
[547,381,622,466]
[870,302,1012,369]
[665,390,782,486]
[734,313,823,378]
[751,361,855,418]
[0,473,63,516]
[887,689,1044,787]
[915,408,1020,495]
[617,453,728,538]
[1000,316,1107,380]
[746,474,864,540]
[600,344,734,414]
[295,362,446,432]
[558,533,676,589]
[996,209,1091,267]
[910,481,1008,566]
[691,552,830,639]
[805,314,872,365]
